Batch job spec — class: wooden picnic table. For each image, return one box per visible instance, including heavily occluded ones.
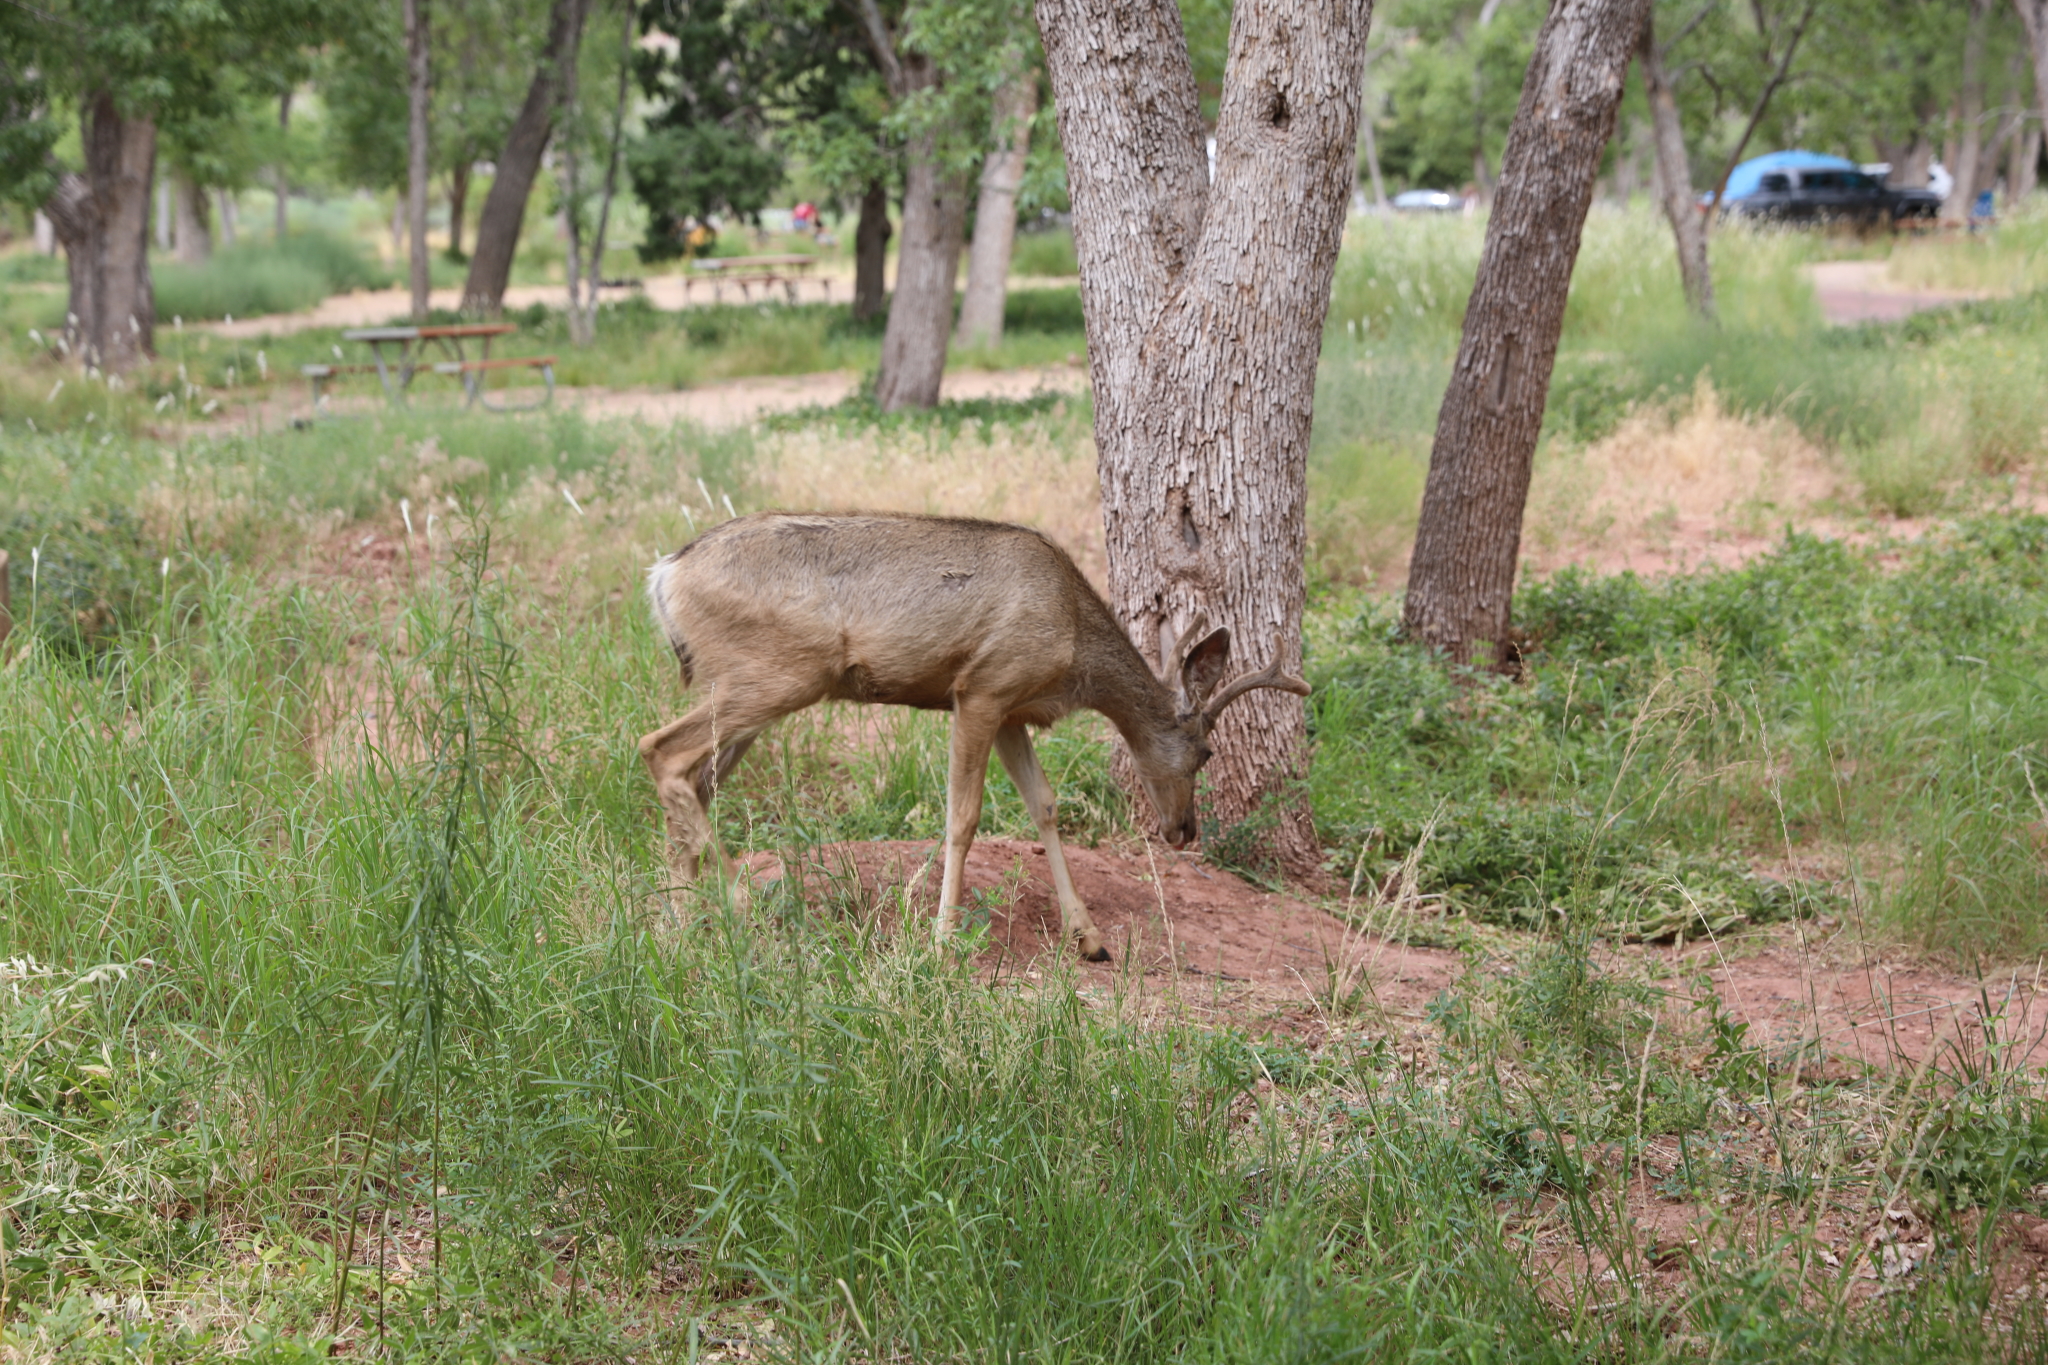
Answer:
[685,254,825,305]
[302,322,555,412]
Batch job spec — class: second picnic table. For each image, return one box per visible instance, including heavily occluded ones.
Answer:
[684,254,824,304]
[303,323,555,411]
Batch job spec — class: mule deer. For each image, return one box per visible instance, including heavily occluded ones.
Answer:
[640,512,1309,961]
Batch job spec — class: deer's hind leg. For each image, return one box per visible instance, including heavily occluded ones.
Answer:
[640,675,820,910]
[995,724,1109,963]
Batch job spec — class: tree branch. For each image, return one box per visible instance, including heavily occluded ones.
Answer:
[849,0,905,95]
[1705,0,1819,214]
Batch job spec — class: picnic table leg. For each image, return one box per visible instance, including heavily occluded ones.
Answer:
[370,343,399,404]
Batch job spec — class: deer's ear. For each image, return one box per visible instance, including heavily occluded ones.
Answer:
[1179,627,1232,708]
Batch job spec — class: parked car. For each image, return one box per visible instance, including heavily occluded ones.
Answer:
[1391,189,1459,213]
[1718,151,1941,226]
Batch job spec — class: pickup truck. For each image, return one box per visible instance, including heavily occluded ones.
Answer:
[1725,168,1942,226]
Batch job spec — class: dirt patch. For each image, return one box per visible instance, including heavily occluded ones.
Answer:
[737,836,2048,1071]
[1669,926,2048,1073]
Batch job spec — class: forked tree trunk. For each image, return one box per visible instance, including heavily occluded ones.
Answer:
[45,92,156,372]
[876,126,968,409]
[464,0,587,315]
[956,66,1037,349]
[1039,0,1371,868]
[1640,17,1713,319]
[852,176,892,321]
[406,0,432,320]
[1403,0,1648,665]
[1943,0,1991,223]
[173,173,211,264]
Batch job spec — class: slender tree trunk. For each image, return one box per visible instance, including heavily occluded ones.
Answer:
[275,88,292,242]
[956,65,1037,349]
[217,188,238,246]
[578,1,637,341]
[1403,0,1648,666]
[1039,0,1371,867]
[44,92,156,372]
[464,0,588,315]
[2015,123,2042,201]
[173,174,211,264]
[1359,77,1388,208]
[1640,17,1713,319]
[852,176,892,321]
[2020,1,2048,193]
[154,174,171,252]
[448,159,470,258]
[561,10,588,343]
[1943,0,1991,222]
[406,0,432,320]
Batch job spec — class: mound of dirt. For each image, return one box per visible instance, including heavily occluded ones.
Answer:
[741,836,1461,1012]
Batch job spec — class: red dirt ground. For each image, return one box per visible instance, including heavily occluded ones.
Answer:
[742,837,2048,1072]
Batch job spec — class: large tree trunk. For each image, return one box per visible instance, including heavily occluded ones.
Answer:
[955,66,1037,349]
[1039,0,1371,868]
[44,93,156,373]
[852,176,892,321]
[464,0,587,315]
[173,173,211,264]
[1640,17,1713,319]
[1403,0,1648,665]
[1943,0,1991,223]
[275,89,292,242]
[406,0,432,320]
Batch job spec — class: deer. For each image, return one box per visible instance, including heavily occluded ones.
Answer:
[639,512,1310,962]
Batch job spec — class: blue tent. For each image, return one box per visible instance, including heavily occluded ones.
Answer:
[1716,149,1861,203]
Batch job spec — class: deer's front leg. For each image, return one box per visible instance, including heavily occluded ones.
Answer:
[639,711,728,905]
[937,701,1003,942]
[994,724,1109,962]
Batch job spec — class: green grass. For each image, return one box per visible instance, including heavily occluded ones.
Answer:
[8,215,2048,1360]
[152,230,397,323]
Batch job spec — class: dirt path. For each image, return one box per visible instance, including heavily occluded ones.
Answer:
[201,271,1083,339]
[1806,259,1989,325]
[562,362,1089,428]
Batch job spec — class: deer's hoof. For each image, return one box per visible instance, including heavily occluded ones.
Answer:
[1077,935,1111,964]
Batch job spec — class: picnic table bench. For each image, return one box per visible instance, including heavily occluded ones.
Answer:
[302,323,554,412]
[684,254,825,305]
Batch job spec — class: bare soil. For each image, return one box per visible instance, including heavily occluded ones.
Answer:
[743,837,2047,1073]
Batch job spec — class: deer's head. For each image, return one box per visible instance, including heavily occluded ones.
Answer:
[1132,618,1311,849]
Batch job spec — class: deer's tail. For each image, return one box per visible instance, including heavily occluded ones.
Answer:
[646,551,695,686]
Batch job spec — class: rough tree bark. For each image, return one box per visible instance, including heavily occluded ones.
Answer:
[955,65,1037,349]
[1403,0,1649,666]
[406,0,432,320]
[852,176,893,321]
[44,92,156,372]
[1639,15,1713,319]
[274,89,292,242]
[857,1,966,411]
[1942,0,1991,223]
[463,0,588,315]
[173,173,211,264]
[1039,0,1371,867]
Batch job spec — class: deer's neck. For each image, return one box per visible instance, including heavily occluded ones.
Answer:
[1073,606,1180,761]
